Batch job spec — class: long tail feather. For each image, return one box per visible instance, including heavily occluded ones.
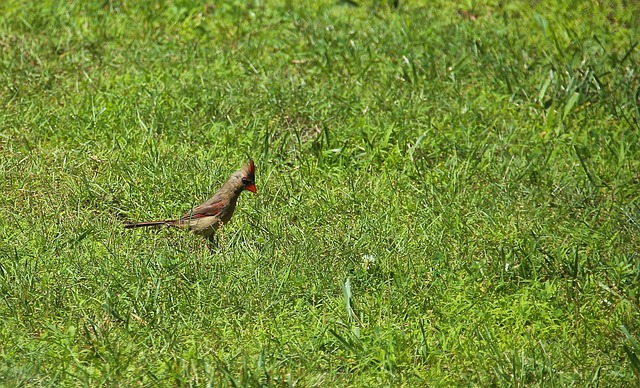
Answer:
[124,220,176,228]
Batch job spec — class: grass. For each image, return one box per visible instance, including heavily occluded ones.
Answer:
[0,0,639,385]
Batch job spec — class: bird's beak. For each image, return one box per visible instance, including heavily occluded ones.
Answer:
[245,183,257,193]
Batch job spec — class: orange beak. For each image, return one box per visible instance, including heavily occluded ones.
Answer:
[245,183,257,193]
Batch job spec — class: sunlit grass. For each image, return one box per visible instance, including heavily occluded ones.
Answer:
[0,0,639,385]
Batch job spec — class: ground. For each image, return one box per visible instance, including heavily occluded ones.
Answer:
[0,0,639,386]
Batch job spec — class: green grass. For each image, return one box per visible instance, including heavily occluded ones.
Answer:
[1,0,639,385]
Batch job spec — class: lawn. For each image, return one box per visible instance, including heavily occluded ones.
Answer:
[1,0,639,386]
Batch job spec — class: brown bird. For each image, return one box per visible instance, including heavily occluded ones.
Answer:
[124,160,256,240]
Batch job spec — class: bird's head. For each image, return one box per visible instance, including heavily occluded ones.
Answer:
[239,160,256,193]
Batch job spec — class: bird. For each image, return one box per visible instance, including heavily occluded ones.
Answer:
[124,160,256,241]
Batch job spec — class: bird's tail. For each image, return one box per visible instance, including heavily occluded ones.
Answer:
[124,220,177,229]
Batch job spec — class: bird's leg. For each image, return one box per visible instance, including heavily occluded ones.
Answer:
[216,220,226,247]
[205,221,225,250]
[206,234,219,251]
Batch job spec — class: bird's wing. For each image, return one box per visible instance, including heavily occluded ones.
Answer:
[180,200,225,220]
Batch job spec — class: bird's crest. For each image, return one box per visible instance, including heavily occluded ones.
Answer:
[244,160,255,177]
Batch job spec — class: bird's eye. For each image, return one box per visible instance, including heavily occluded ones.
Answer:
[241,177,252,185]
